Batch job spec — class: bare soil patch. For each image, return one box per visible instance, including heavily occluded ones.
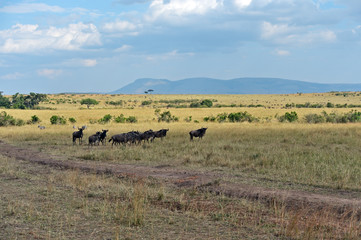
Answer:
[1,140,360,219]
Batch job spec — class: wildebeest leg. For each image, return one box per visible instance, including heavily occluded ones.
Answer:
[189,133,193,141]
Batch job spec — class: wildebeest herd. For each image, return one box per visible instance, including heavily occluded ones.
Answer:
[72,127,208,146]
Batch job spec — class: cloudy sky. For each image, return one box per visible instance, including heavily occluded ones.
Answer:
[0,0,361,94]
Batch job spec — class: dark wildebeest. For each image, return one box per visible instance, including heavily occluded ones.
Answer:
[73,127,84,145]
[88,131,101,147]
[151,129,169,142]
[189,128,207,141]
[126,131,141,145]
[109,133,128,146]
[140,129,154,143]
[99,129,109,145]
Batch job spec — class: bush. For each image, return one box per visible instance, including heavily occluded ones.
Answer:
[68,117,76,123]
[304,114,325,124]
[203,116,216,122]
[31,115,40,123]
[114,114,126,123]
[106,100,123,106]
[201,99,213,107]
[189,102,201,108]
[278,111,298,122]
[216,113,228,123]
[114,114,137,123]
[0,111,21,126]
[27,115,40,124]
[184,116,192,122]
[98,114,112,124]
[156,110,179,122]
[141,100,152,106]
[126,116,137,123]
[50,115,67,125]
[228,111,257,122]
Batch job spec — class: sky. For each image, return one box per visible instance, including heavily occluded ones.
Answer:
[0,0,361,94]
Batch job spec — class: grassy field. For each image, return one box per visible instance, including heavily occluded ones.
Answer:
[1,93,361,239]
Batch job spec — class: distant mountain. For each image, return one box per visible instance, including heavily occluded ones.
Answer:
[110,78,361,94]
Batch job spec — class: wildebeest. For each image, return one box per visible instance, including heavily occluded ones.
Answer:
[140,129,154,143]
[189,128,207,141]
[99,129,109,145]
[73,127,84,145]
[152,129,169,142]
[109,133,128,146]
[89,131,101,147]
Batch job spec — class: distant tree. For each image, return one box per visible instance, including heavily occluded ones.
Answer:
[8,92,47,109]
[0,92,11,108]
[200,99,213,108]
[147,89,154,94]
[80,98,99,109]
[144,91,148,94]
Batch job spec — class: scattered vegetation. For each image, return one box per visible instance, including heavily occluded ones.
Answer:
[155,109,179,122]
[0,92,47,109]
[80,98,99,109]
[0,111,24,126]
[50,115,67,125]
[204,111,258,123]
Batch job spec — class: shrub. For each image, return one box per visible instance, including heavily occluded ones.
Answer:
[156,110,179,122]
[31,115,40,123]
[189,102,201,108]
[50,115,67,125]
[201,99,213,107]
[126,116,137,123]
[106,100,123,106]
[68,117,76,123]
[114,114,138,123]
[98,114,112,124]
[184,116,192,122]
[304,114,325,124]
[216,113,228,123]
[114,114,126,123]
[228,111,257,122]
[141,100,152,106]
[0,111,17,126]
[203,116,216,122]
[278,111,298,122]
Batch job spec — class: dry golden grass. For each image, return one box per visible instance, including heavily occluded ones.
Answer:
[1,93,361,239]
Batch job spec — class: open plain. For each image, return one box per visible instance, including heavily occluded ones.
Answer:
[1,93,361,239]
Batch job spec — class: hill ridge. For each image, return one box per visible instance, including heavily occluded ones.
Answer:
[110,77,361,94]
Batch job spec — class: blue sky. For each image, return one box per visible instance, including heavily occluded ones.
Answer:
[0,0,361,94]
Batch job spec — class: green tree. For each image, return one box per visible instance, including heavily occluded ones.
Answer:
[0,92,11,108]
[80,98,99,109]
[200,99,213,107]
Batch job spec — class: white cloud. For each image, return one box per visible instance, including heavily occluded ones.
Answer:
[148,0,222,20]
[115,45,132,52]
[103,20,138,32]
[37,69,63,78]
[274,49,290,56]
[261,22,293,39]
[234,0,252,9]
[0,72,23,80]
[0,3,64,13]
[146,49,194,61]
[261,21,336,45]
[0,23,101,53]
[81,59,97,67]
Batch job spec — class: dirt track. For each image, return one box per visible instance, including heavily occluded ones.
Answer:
[0,140,360,218]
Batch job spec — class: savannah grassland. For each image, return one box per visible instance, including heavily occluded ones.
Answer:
[1,92,361,239]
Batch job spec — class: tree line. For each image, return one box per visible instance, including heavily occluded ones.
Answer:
[0,92,47,109]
